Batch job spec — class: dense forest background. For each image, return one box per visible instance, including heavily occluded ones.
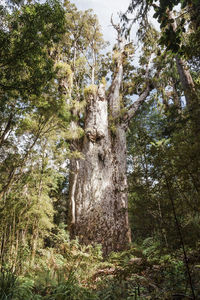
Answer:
[0,0,200,299]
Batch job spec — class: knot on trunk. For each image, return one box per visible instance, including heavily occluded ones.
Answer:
[85,128,105,143]
[86,128,96,142]
[96,129,105,140]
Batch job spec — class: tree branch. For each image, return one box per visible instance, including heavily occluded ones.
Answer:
[109,16,126,118]
[122,84,150,129]
[122,62,152,129]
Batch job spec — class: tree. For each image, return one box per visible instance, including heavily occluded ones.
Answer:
[62,12,153,254]
[122,16,199,297]
[0,0,70,268]
[124,0,200,110]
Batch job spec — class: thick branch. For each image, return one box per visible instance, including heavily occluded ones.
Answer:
[109,17,126,118]
[109,62,123,118]
[0,113,13,148]
[123,85,150,129]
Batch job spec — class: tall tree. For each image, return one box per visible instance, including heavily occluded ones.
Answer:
[124,0,200,110]
[64,15,152,254]
[0,0,69,268]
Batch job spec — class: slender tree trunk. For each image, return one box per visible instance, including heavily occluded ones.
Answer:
[165,177,196,300]
[0,113,13,148]
[171,80,181,110]
[12,229,19,272]
[168,11,197,107]
[0,225,7,269]
[31,227,38,266]
[175,56,197,107]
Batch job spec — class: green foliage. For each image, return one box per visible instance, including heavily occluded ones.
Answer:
[84,85,98,98]
[0,240,199,299]
[0,268,18,300]
[0,268,37,300]
[124,0,200,97]
[0,0,65,98]
[46,273,97,300]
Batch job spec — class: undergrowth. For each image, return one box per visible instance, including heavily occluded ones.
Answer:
[0,232,200,299]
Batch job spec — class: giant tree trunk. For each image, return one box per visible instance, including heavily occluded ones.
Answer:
[69,84,131,255]
[68,24,150,255]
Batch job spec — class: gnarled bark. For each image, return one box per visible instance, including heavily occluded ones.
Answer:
[69,84,131,254]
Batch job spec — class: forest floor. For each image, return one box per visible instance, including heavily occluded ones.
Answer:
[1,234,200,299]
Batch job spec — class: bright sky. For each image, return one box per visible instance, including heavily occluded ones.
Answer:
[70,0,132,46]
